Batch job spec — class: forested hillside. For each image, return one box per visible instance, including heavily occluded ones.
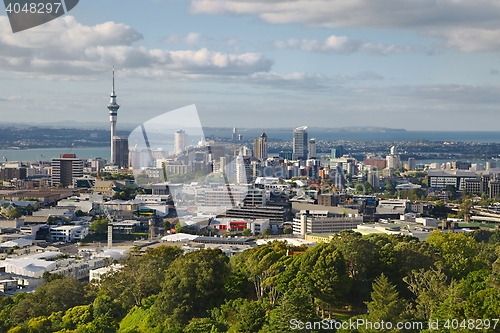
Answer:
[2,229,500,332]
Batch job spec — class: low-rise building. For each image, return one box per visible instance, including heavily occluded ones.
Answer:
[52,257,112,280]
[210,218,270,235]
[109,220,141,234]
[355,221,433,241]
[0,279,18,294]
[428,169,479,190]
[248,219,270,235]
[1,239,33,249]
[293,211,363,237]
[89,264,123,283]
[50,225,89,242]
[0,251,60,277]
[377,199,409,214]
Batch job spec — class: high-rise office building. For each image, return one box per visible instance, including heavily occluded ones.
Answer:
[408,158,417,171]
[331,145,344,159]
[235,151,246,185]
[308,138,316,159]
[386,146,401,169]
[253,132,268,161]
[113,136,129,169]
[107,67,120,165]
[386,154,401,169]
[88,158,106,173]
[174,129,188,155]
[292,126,308,160]
[232,127,237,142]
[51,154,84,187]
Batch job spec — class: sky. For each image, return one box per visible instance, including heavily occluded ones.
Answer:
[1,0,500,131]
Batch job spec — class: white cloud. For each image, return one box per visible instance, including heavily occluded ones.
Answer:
[190,0,500,29]
[191,0,500,52]
[427,28,500,53]
[165,32,201,45]
[238,70,384,90]
[6,95,32,101]
[0,16,142,49]
[274,35,425,55]
[0,16,272,79]
[164,32,242,52]
[245,71,330,90]
[185,32,201,45]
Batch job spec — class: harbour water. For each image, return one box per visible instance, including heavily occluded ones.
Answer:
[0,147,111,162]
[1,130,500,162]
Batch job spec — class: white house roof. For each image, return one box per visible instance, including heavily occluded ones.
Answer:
[0,251,60,277]
[94,248,129,260]
[161,233,198,242]
[1,239,33,248]
[395,183,422,190]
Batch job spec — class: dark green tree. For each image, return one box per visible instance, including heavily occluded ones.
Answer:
[9,277,88,326]
[403,264,448,321]
[153,249,230,326]
[431,200,449,219]
[183,318,227,333]
[100,246,183,308]
[366,274,405,323]
[61,304,93,330]
[426,231,485,279]
[261,290,321,333]
[241,228,251,236]
[90,218,108,234]
[262,228,272,236]
[7,207,22,219]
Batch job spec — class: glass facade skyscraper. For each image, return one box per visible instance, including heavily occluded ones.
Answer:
[292,126,308,160]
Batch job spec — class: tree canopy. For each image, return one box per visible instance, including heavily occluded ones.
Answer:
[3,232,500,333]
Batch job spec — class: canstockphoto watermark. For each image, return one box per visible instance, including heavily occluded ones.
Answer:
[290,318,500,331]
[4,0,79,33]
[290,319,424,331]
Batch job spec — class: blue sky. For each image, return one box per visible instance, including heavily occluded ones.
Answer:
[1,0,500,131]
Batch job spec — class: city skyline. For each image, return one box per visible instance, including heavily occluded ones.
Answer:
[1,1,500,130]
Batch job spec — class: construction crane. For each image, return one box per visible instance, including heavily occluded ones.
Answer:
[101,202,115,249]
[86,169,113,248]
[68,142,75,154]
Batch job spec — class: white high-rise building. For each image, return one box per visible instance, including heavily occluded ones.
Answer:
[386,155,401,169]
[232,127,237,142]
[308,138,316,159]
[235,151,247,185]
[292,126,308,160]
[174,129,188,155]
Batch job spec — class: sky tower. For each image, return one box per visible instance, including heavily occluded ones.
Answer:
[107,67,120,165]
